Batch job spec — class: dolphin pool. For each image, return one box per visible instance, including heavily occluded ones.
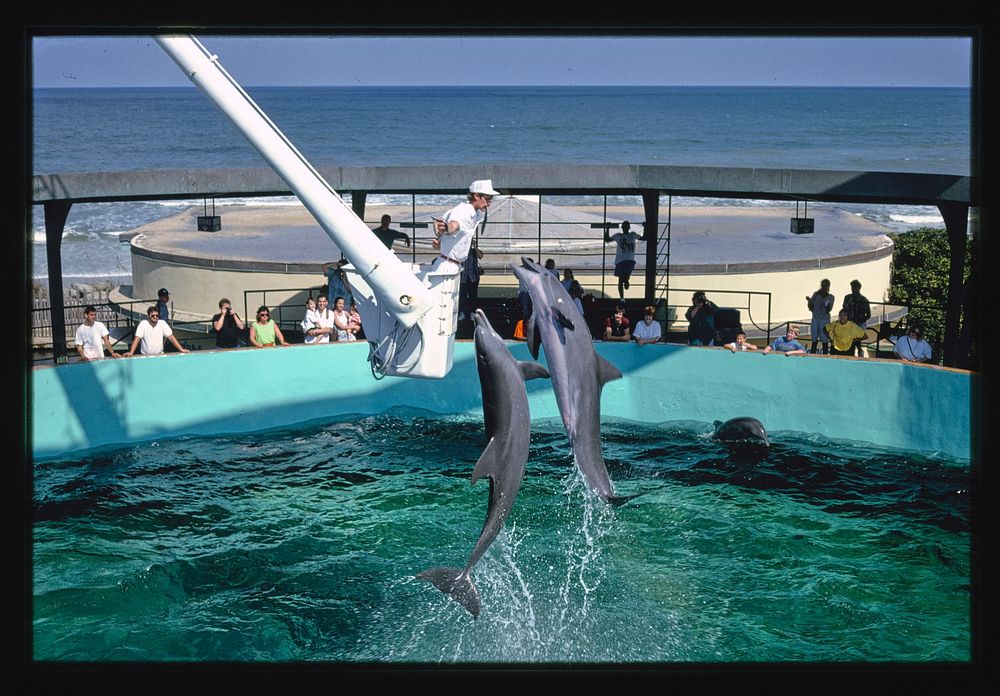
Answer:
[32,411,969,662]
[30,342,974,663]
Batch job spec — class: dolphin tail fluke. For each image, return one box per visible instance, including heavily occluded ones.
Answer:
[604,492,641,507]
[595,354,623,387]
[415,567,482,618]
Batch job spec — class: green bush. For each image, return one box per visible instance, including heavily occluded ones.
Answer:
[887,227,975,366]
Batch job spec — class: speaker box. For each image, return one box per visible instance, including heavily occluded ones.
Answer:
[790,217,814,234]
[198,215,222,232]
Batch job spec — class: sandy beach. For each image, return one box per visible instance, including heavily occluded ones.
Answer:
[124,200,893,273]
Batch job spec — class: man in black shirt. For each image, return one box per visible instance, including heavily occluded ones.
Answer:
[212,298,245,348]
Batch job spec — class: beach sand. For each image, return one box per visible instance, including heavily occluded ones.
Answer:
[124,200,893,273]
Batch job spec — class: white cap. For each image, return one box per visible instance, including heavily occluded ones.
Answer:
[469,179,500,196]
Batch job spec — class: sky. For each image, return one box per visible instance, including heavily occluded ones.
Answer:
[30,34,973,89]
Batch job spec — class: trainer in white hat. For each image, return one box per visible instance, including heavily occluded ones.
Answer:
[431,179,500,270]
[468,179,500,196]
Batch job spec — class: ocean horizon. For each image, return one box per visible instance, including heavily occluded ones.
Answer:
[31,85,972,280]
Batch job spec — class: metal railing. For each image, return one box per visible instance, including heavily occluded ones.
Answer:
[661,287,775,344]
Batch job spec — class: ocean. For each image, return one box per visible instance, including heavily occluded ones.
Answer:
[30,85,972,280]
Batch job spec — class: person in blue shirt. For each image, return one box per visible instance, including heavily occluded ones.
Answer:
[762,325,807,356]
[155,288,171,324]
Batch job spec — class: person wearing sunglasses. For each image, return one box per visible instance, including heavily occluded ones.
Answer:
[126,306,189,356]
[250,305,289,348]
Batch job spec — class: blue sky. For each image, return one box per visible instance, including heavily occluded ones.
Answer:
[31,35,972,88]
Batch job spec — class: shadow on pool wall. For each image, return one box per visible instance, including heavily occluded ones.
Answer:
[31,341,974,462]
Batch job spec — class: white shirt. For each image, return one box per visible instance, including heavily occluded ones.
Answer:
[609,231,641,264]
[891,334,932,362]
[440,201,484,264]
[134,319,174,355]
[301,308,320,344]
[75,320,110,359]
[313,307,336,344]
[633,319,662,342]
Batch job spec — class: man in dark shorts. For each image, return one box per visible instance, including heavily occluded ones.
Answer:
[605,220,646,300]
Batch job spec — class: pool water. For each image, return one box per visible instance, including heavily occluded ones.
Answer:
[32,410,970,663]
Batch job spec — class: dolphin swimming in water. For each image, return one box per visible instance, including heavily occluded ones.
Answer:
[511,257,628,503]
[713,417,770,448]
[417,309,549,618]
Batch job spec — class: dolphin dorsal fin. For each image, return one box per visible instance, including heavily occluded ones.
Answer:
[526,315,541,359]
[553,307,575,330]
[471,437,500,484]
[596,354,623,387]
[519,361,550,382]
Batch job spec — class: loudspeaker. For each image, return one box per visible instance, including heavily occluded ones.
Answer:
[790,217,814,234]
[198,215,222,232]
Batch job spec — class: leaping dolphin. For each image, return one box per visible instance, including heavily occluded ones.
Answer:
[417,309,549,618]
[511,257,628,503]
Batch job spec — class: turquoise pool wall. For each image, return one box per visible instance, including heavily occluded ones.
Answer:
[31,342,974,461]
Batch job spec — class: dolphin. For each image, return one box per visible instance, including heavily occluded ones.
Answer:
[713,417,770,448]
[510,257,628,503]
[417,308,549,618]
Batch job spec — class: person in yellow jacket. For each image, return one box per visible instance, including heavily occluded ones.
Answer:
[825,310,867,356]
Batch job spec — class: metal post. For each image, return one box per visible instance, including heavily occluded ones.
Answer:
[938,202,970,367]
[642,190,659,307]
[44,201,73,363]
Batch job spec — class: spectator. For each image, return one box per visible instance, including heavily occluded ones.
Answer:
[126,305,189,356]
[633,305,662,345]
[348,300,363,338]
[562,269,576,292]
[155,288,171,324]
[332,296,359,342]
[372,214,411,250]
[212,298,245,349]
[302,296,335,344]
[322,258,355,308]
[723,330,758,353]
[842,279,872,356]
[806,278,835,354]
[545,258,559,278]
[604,304,631,342]
[825,310,867,357]
[301,297,319,343]
[249,305,289,348]
[513,318,526,341]
[74,305,120,361]
[762,326,807,356]
[891,325,933,363]
[458,242,484,321]
[685,291,718,346]
[605,220,646,299]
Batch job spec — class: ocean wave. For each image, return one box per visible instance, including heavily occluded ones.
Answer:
[887,214,946,225]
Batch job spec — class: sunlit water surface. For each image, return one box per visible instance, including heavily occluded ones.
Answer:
[32,411,970,663]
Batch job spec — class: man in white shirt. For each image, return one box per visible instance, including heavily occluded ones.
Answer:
[605,220,647,299]
[310,295,336,344]
[74,305,120,361]
[891,326,933,363]
[126,306,189,356]
[633,305,662,345]
[431,179,500,272]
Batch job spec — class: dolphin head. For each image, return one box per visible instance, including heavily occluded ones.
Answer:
[512,257,571,313]
[473,309,508,365]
